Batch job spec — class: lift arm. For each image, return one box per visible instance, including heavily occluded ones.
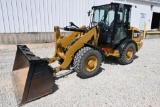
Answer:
[49,26,100,72]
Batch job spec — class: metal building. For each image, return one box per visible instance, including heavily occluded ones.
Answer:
[117,0,160,30]
[0,0,160,44]
[0,0,109,33]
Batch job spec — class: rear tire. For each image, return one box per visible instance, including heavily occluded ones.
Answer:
[73,47,102,78]
[117,43,136,65]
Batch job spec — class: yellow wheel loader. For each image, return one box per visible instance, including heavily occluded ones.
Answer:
[12,3,143,106]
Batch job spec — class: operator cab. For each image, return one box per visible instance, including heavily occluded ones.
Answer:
[91,3,132,46]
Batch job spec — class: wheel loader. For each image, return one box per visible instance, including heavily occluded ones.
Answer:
[12,3,143,106]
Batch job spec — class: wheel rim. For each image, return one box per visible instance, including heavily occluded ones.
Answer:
[85,56,98,72]
[126,47,133,60]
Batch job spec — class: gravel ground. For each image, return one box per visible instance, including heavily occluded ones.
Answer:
[0,39,160,107]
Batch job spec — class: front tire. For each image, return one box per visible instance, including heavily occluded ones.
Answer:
[117,43,136,65]
[73,47,102,78]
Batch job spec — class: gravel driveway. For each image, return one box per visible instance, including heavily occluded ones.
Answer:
[0,39,160,107]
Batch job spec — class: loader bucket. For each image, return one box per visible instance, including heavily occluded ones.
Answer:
[12,45,55,106]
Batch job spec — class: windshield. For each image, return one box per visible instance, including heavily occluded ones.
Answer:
[91,5,115,27]
[93,9,105,23]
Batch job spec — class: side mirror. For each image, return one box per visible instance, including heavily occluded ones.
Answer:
[87,10,91,17]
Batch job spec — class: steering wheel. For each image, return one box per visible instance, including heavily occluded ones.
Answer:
[98,21,109,32]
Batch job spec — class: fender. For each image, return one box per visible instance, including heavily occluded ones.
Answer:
[84,43,105,62]
[118,39,138,54]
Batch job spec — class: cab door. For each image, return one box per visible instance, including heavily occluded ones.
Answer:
[113,4,131,45]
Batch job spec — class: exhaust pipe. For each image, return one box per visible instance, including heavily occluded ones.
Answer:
[12,45,55,106]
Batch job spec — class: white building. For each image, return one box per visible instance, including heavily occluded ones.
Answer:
[116,0,160,31]
[0,0,160,43]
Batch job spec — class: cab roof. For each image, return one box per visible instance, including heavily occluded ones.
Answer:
[92,3,132,9]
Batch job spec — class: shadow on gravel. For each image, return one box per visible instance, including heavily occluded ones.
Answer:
[52,81,59,93]
[51,71,75,94]
[103,55,139,65]
[104,56,118,65]
[134,55,139,60]
[55,70,75,80]
[77,67,103,79]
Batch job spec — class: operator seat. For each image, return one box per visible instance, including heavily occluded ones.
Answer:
[110,13,121,31]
